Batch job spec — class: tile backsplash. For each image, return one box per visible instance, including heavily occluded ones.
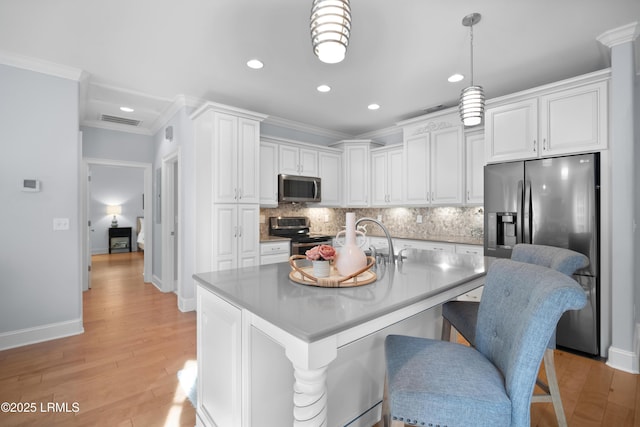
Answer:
[261,205,484,243]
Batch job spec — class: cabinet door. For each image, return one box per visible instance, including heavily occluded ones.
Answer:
[344,144,370,207]
[318,151,342,206]
[388,148,404,205]
[371,151,388,206]
[259,141,278,206]
[539,80,607,156]
[213,204,237,271]
[431,127,463,205]
[299,148,319,177]
[237,118,260,203]
[213,113,238,203]
[237,205,259,268]
[485,98,538,163]
[278,145,300,175]
[465,132,485,205]
[404,133,430,205]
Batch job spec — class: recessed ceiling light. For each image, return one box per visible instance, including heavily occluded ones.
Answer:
[368,104,380,110]
[120,106,134,113]
[448,73,464,83]
[247,59,264,69]
[317,84,331,93]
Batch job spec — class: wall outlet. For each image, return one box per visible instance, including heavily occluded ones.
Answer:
[416,215,423,224]
[377,215,383,222]
[259,215,265,224]
[53,218,69,231]
[324,214,330,223]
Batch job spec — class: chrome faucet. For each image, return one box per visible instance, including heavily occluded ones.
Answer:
[355,217,396,264]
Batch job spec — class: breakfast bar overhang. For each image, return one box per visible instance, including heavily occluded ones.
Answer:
[193,250,491,427]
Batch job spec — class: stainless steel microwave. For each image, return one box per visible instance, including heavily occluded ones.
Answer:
[278,174,321,203]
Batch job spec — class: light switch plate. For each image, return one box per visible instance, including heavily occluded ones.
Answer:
[417,215,423,224]
[53,218,69,231]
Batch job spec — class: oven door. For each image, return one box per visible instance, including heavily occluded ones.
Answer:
[291,240,332,256]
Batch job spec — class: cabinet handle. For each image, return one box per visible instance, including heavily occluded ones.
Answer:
[542,138,547,151]
[234,226,238,237]
[467,190,470,201]
[533,140,537,152]
[238,188,242,200]
[234,188,238,200]
[238,226,242,237]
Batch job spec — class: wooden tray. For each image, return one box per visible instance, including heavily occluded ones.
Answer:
[288,255,377,288]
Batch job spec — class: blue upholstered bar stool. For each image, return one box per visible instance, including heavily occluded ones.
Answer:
[440,244,589,427]
[383,259,587,427]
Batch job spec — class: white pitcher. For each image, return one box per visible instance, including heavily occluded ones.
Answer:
[334,213,367,276]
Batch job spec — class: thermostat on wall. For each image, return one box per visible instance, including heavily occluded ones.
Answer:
[21,179,41,192]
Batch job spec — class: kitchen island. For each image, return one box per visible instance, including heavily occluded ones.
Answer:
[193,249,491,427]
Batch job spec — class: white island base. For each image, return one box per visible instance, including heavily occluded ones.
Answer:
[194,251,488,427]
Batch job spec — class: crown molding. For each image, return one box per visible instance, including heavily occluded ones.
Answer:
[597,21,639,48]
[263,115,353,141]
[0,50,83,81]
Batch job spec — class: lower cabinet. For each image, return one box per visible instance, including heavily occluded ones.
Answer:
[213,204,260,270]
[260,240,290,265]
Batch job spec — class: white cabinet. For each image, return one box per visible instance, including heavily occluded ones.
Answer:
[485,98,538,163]
[403,123,463,206]
[213,204,260,271]
[260,240,291,265]
[317,150,342,206]
[332,140,380,207]
[279,145,318,177]
[431,126,464,205]
[485,76,608,163]
[464,132,484,205]
[212,113,261,204]
[371,146,403,206]
[192,102,266,273]
[259,140,278,207]
[538,80,608,156]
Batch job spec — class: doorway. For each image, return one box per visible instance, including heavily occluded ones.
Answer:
[162,150,180,294]
[81,158,153,291]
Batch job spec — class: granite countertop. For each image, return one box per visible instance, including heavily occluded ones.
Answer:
[367,233,483,246]
[194,250,491,343]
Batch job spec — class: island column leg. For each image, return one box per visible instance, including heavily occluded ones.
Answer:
[292,364,328,426]
[284,335,337,427]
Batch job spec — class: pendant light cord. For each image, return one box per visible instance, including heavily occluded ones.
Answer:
[469,24,474,87]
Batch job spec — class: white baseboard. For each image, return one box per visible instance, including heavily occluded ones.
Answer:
[0,318,84,351]
[152,274,163,292]
[607,325,640,374]
[179,296,196,312]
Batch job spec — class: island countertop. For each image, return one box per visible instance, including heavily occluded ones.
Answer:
[193,249,490,343]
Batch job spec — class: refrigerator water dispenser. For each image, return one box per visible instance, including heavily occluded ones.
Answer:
[487,212,518,249]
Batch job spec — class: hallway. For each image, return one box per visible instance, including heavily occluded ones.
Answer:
[0,252,196,426]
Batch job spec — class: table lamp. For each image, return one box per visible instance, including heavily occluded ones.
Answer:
[106,205,122,228]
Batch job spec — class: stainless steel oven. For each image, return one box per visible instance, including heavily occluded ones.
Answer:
[291,239,333,256]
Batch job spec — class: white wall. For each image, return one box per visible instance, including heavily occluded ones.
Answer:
[152,105,197,311]
[90,165,144,254]
[0,64,82,347]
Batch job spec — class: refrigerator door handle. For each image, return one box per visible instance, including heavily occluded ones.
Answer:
[517,180,524,244]
[523,180,531,243]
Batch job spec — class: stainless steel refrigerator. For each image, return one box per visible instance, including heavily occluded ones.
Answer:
[484,153,600,355]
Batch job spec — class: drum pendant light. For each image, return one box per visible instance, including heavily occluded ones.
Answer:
[310,0,351,64]
[459,13,485,127]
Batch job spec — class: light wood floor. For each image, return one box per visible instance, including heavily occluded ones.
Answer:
[2,253,639,427]
[0,252,196,427]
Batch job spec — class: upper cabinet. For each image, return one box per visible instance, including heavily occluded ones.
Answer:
[331,140,381,207]
[485,72,609,164]
[371,146,403,206]
[259,140,278,207]
[279,144,319,177]
[317,149,342,207]
[401,113,464,206]
[464,131,484,205]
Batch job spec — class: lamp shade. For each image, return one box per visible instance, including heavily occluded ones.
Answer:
[459,85,485,127]
[106,205,122,215]
[310,0,351,64]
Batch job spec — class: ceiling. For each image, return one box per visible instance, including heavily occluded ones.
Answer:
[0,0,638,138]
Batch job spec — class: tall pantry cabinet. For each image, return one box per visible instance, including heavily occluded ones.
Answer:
[192,102,267,272]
